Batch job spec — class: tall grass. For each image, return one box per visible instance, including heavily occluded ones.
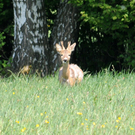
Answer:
[0,70,135,135]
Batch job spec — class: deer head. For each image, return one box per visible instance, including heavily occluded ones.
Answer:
[56,41,76,65]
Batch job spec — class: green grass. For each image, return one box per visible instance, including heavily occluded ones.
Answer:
[0,70,135,135]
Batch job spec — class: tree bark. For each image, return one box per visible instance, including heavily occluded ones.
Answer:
[12,0,48,76]
[49,0,80,74]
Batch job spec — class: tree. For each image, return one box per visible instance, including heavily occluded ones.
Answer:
[12,0,80,75]
[49,0,80,73]
[12,0,48,76]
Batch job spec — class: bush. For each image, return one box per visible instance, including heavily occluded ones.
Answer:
[70,0,135,71]
[0,0,13,74]
[0,32,6,69]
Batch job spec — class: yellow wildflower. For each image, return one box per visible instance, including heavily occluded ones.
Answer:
[83,102,86,104]
[13,92,15,95]
[40,113,43,116]
[45,120,49,123]
[85,118,88,121]
[115,126,118,128]
[101,125,105,128]
[16,120,19,124]
[93,122,96,126]
[77,112,82,115]
[21,128,26,132]
[130,127,134,130]
[81,123,84,125]
[118,117,121,120]
[36,124,39,127]
[21,129,25,132]
[116,120,119,123]
[66,98,68,101]
[37,96,39,98]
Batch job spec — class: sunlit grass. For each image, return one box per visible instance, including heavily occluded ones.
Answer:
[0,70,135,134]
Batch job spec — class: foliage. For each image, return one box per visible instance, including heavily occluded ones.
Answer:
[44,0,60,37]
[0,0,13,72]
[0,32,9,71]
[0,0,13,34]
[0,32,5,68]
[0,32,5,48]
[0,71,135,134]
[70,0,135,71]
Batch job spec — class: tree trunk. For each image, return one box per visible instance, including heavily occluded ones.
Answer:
[12,0,48,76]
[49,0,80,74]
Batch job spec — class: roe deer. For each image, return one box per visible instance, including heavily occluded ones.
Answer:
[56,41,83,86]
[19,65,32,75]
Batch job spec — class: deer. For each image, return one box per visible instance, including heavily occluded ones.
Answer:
[56,41,83,86]
[19,65,32,75]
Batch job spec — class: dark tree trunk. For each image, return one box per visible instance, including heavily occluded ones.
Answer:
[12,0,48,76]
[49,0,80,73]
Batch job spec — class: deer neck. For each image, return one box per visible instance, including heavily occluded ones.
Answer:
[62,62,70,79]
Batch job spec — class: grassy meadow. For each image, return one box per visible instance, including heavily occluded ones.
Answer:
[0,70,135,135]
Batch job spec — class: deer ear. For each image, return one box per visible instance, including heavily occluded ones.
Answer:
[70,43,76,52]
[56,44,62,54]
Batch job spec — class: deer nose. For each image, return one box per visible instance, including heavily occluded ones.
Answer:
[63,59,67,63]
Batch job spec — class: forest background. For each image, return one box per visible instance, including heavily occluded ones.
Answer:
[0,0,135,75]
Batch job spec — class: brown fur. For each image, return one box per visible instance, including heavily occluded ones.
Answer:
[56,41,83,86]
[19,65,32,75]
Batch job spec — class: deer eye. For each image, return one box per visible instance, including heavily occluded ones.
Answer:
[68,55,71,57]
[60,54,63,56]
